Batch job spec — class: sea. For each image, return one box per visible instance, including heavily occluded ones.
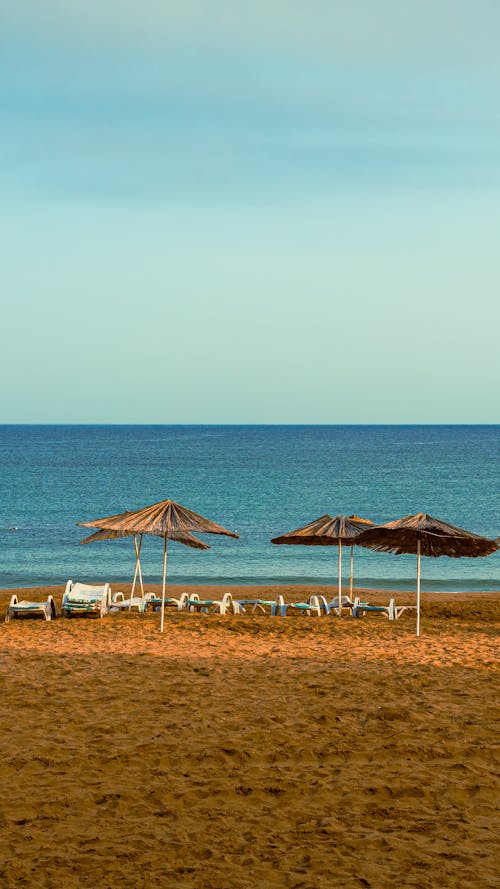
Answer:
[0,425,498,592]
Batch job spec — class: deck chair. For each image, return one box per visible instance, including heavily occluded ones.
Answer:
[394,604,418,620]
[110,591,153,613]
[148,592,191,612]
[351,597,396,620]
[5,594,57,622]
[271,594,330,616]
[328,594,363,612]
[61,580,111,618]
[233,598,277,614]
[186,592,240,615]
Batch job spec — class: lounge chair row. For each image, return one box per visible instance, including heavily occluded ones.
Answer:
[5,581,416,622]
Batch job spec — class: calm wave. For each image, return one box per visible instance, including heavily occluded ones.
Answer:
[0,425,498,591]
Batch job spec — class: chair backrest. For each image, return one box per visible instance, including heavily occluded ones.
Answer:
[329,594,354,607]
[308,595,330,614]
[64,582,111,611]
[71,583,108,599]
[316,595,330,613]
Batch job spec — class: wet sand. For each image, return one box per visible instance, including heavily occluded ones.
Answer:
[1,585,499,888]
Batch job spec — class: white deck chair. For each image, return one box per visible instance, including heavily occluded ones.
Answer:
[232,597,277,614]
[351,597,397,620]
[328,594,359,611]
[271,594,330,616]
[61,580,111,618]
[186,592,239,615]
[5,594,56,622]
[110,592,152,613]
[394,604,418,620]
[148,592,191,612]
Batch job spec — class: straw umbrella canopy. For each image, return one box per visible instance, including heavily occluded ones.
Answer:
[78,498,238,632]
[271,514,374,615]
[356,512,498,636]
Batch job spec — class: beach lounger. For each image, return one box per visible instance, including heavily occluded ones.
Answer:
[110,592,154,613]
[148,592,191,613]
[351,597,397,620]
[351,598,417,620]
[61,580,111,618]
[233,598,277,614]
[186,592,240,615]
[5,594,57,622]
[328,594,361,612]
[271,595,330,617]
[393,604,418,620]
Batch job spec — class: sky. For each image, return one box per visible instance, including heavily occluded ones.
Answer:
[1,1,499,423]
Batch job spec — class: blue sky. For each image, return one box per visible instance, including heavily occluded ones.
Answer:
[1,1,499,422]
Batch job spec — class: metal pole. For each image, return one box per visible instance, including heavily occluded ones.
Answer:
[129,535,139,610]
[349,546,354,602]
[338,540,342,616]
[416,539,421,637]
[160,535,168,634]
[129,534,145,611]
[136,534,144,598]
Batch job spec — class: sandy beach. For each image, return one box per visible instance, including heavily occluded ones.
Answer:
[1,584,498,888]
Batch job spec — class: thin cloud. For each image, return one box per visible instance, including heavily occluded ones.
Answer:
[2,41,499,201]
[4,0,500,74]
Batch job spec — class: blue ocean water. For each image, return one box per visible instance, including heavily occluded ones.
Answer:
[0,425,498,591]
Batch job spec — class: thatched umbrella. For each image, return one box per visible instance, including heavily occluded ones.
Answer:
[78,499,238,632]
[356,512,498,636]
[271,514,374,615]
[79,526,209,609]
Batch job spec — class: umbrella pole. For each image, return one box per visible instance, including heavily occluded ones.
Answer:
[416,539,421,637]
[338,540,342,616]
[160,535,168,634]
[136,534,144,598]
[349,546,354,602]
[130,535,139,610]
[130,535,145,610]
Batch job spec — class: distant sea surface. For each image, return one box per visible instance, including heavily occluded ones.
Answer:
[0,425,498,591]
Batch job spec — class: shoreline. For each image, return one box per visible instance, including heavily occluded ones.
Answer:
[2,577,499,593]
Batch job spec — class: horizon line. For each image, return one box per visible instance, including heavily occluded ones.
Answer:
[0,422,499,428]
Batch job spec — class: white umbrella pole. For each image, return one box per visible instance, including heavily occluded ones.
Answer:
[160,535,168,634]
[129,535,139,610]
[129,534,145,611]
[349,546,354,601]
[338,540,342,616]
[136,534,144,598]
[416,539,421,637]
